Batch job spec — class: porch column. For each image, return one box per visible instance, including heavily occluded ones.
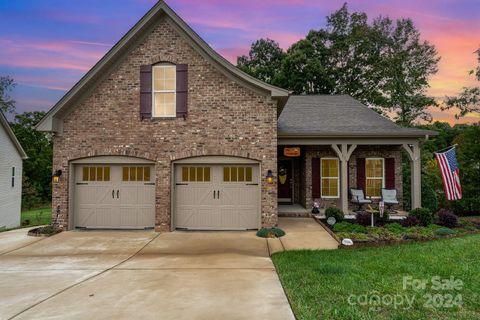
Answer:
[332,144,357,214]
[403,143,421,209]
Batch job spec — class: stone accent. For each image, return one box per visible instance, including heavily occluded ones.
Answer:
[52,18,278,231]
[303,145,403,212]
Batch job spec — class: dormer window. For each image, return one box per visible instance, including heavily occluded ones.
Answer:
[152,64,176,117]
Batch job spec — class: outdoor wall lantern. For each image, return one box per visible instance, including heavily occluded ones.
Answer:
[266,170,274,184]
[52,170,62,183]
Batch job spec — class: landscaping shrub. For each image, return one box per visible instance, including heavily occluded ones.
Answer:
[256,227,285,238]
[437,209,458,228]
[374,210,391,225]
[409,208,434,226]
[435,227,456,236]
[355,212,372,226]
[333,222,366,233]
[403,226,435,240]
[366,227,402,241]
[384,223,405,234]
[401,216,420,227]
[325,207,344,222]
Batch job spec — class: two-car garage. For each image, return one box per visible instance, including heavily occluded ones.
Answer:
[71,156,261,231]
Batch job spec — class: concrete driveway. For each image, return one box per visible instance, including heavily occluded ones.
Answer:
[0,229,294,320]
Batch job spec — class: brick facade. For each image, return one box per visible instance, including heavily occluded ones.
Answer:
[303,145,403,211]
[52,18,278,231]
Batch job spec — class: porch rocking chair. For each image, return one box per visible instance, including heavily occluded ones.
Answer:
[350,188,372,211]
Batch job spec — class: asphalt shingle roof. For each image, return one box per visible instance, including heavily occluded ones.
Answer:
[278,95,437,137]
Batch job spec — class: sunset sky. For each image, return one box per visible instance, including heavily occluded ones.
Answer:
[1,0,479,124]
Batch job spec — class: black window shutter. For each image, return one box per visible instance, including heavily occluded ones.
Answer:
[140,65,152,119]
[312,158,321,199]
[356,158,366,192]
[385,158,395,189]
[176,64,188,117]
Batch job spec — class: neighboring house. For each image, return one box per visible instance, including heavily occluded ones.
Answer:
[36,1,436,231]
[0,111,27,229]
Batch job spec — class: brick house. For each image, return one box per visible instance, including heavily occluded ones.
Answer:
[37,1,436,231]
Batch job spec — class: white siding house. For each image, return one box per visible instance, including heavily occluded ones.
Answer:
[0,112,27,229]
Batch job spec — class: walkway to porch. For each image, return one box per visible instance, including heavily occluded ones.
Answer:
[278,204,408,220]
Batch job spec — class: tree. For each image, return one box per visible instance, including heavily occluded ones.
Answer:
[237,38,286,85]
[10,111,53,208]
[237,3,440,125]
[379,18,439,125]
[444,49,480,118]
[0,76,16,114]
[453,124,480,214]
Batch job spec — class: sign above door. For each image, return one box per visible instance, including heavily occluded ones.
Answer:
[284,147,301,157]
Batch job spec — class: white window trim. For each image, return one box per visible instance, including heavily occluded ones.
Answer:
[321,157,340,199]
[365,157,385,199]
[152,64,176,118]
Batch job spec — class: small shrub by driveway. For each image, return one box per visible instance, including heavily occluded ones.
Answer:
[272,234,480,320]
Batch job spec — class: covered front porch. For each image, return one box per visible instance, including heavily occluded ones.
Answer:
[276,138,424,217]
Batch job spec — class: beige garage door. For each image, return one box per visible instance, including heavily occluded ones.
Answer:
[74,164,155,229]
[175,163,260,230]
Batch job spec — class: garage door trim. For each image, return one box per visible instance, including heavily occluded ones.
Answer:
[171,156,261,231]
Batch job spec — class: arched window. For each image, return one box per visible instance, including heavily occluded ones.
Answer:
[152,63,176,117]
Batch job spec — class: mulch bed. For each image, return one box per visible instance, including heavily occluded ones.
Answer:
[27,225,62,237]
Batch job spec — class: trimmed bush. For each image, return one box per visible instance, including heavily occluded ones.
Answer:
[256,227,285,238]
[435,227,456,236]
[437,209,458,228]
[355,212,372,226]
[401,216,420,227]
[333,222,366,233]
[325,207,344,223]
[409,208,434,226]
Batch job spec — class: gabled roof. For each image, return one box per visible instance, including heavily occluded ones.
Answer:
[36,1,289,133]
[278,95,438,138]
[0,111,28,159]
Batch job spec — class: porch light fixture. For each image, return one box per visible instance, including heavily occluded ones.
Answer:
[266,170,274,184]
[52,170,62,183]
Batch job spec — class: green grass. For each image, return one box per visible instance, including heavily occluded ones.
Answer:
[21,206,51,227]
[272,235,480,320]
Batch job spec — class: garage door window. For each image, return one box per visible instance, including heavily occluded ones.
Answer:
[181,167,211,182]
[82,166,110,182]
[223,167,253,182]
[122,166,151,182]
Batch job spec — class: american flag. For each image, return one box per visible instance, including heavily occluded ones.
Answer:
[435,147,462,200]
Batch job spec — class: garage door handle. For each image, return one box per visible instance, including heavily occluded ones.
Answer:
[213,191,216,199]
[117,190,120,199]
[217,190,220,199]
[112,190,115,198]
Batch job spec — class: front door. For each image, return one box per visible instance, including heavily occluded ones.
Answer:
[278,159,293,203]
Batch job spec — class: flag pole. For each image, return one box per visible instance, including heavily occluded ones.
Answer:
[435,144,458,154]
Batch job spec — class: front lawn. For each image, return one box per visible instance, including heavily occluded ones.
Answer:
[21,206,51,227]
[272,235,480,320]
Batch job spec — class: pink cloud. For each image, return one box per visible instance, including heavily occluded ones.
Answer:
[0,38,108,72]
